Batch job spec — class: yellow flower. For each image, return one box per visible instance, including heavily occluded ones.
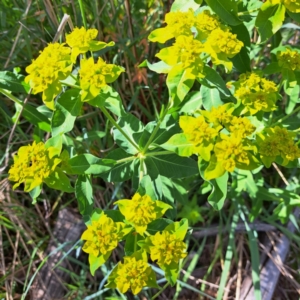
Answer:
[277,48,300,71]
[25,43,72,110]
[179,115,218,160]
[269,0,300,12]
[81,213,125,257]
[200,103,234,128]
[233,72,279,115]
[195,10,222,41]
[228,116,256,138]
[205,28,243,71]
[106,251,158,295]
[8,141,61,192]
[79,57,124,101]
[148,10,195,43]
[156,35,205,78]
[148,231,187,266]
[114,193,172,235]
[214,135,251,172]
[257,126,300,167]
[66,27,114,62]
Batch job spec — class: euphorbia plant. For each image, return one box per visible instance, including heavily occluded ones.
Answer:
[3,0,300,297]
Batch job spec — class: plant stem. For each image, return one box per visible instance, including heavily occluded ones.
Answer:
[139,156,145,182]
[116,156,136,164]
[100,106,140,152]
[134,234,137,252]
[78,0,87,29]
[272,105,300,126]
[142,104,170,154]
[151,282,170,300]
[237,8,260,16]
[145,151,173,157]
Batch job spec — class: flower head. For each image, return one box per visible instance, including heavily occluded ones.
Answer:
[114,193,171,235]
[106,251,157,295]
[148,230,187,266]
[79,57,124,101]
[233,72,279,115]
[257,126,300,167]
[228,116,256,138]
[66,27,114,62]
[148,10,195,43]
[8,141,61,192]
[81,213,125,257]
[179,115,218,160]
[205,28,243,71]
[156,35,205,78]
[195,10,222,40]
[201,103,234,128]
[25,43,72,109]
[270,0,300,13]
[277,47,300,71]
[214,135,251,172]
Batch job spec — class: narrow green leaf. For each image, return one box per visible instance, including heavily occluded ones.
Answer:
[75,175,94,216]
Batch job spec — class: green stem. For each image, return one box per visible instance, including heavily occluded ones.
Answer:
[145,151,173,157]
[134,234,137,252]
[78,0,87,28]
[237,7,260,16]
[116,156,136,164]
[100,106,140,152]
[0,88,23,105]
[61,82,81,89]
[139,157,145,182]
[142,104,170,153]
[151,282,170,300]
[272,105,300,126]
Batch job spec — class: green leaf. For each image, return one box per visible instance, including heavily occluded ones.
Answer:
[171,0,201,12]
[88,86,126,117]
[200,85,223,111]
[0,71,29,93]
[255,2,285,43]
[167,66,195,106]
[104,210,125,222]
[200,66,232,98]
[234,170,258,198]
[139,60,171,74]
[205,0,241,26]
[44,168,74,193]
[29,185,42,203]
[230,24,251,72]
[179,91,203,113]
[113,114,144,155]
[164,261,180,286]
[199,159,228,210]
[89,252,111,276]
[124,233,136,256]
[286,84,300,114]
[75,175,94,216]
[67,154,116,175]
[145,154,198,179]
[287,11,300,23]
[52,89,82,136]
[100,149,137,182]
[147,219,173,235]
[161,133,194,157]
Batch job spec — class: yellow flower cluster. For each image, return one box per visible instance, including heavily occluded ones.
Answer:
[232,72,279,115]
[257,126,300,167]
[25,43,72,110]
[148,230,187,266]
[149,9,243,75]
[106,251,158,295]
[79,57,124,101]
[66,27,114,62]
[81,213,125,257]
[178,104,259,179]
[115,193,171,234]
[269,0,300,13]
[277,48,300,71]
[25,27,121,106]
[8,141,61,192]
